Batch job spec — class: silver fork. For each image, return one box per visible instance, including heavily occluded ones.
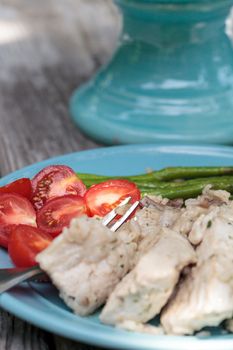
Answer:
[0,197,141,294]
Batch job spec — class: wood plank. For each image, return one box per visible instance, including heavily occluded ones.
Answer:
[0,312,55,350]
[0,0,120,176]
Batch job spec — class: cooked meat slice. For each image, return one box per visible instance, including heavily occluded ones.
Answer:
[140,195,183,210]
[173,186,230,242]
[188,207,219,245]
[120,198,181,262]
[161,204,233,335]
[141,195,171,207]
[184,185,230,209]
[36,216,141,316]
[137,197,180,233]
[100,228,196,326]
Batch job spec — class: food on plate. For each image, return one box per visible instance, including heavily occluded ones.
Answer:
[36,216,140,315]
[36,195,183,316]
[131,196,181,254]
[161,202,233,334]
[0,166,140,260]
[79,167,233,199]
[36,194,87,237]
[141,175,233,199]
[0,193,36,248]
[78,166,233,185]
[84,179,141,217]
[0,178,32,199]
[100,228,196,326]
[173,186,230,244]
[36,185,233,335]
[3,164,233,336]
[8,225,52,267]
[31,165,87,210]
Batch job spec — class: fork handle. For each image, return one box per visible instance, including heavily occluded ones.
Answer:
[0,265,44,294]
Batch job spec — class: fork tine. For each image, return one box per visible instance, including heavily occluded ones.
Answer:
[110,200,140,232]
[102,196,132,227]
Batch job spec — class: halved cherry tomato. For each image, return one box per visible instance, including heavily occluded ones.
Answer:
[0,194,36,248]
[36,194,87,237]
[31,165,87,210]
[84,179,141,217]
[8,225,53,267]
[0,178,32,200]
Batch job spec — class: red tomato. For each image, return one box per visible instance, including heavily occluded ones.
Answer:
[0,194,36,248]
[0,178,32,200]
[84,179,141,217]
[31,165,87,210]
[36,194,87,237]
[8,225,53,267]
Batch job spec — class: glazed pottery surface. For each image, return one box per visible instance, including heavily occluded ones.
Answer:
[70,0,233,145]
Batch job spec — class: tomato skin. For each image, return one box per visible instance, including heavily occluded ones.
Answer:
[36,194,87,237]
[0,178,32,200]
[8,225,53,267]
[0,225,15,248]
[0,194,36,248]
[84,179,141,217]
[31,165,87,210]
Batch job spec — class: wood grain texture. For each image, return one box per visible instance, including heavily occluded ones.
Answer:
[0,0,120,349]
[0,0,120,176]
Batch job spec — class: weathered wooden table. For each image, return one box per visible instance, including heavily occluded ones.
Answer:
[0,1,120,349]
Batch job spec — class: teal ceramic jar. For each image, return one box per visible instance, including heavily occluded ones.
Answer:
[70,0,233,145]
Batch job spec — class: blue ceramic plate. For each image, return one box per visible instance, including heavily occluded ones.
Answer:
[1,144,233,350]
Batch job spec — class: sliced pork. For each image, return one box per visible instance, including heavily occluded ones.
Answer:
[100,228,196,326]
[161,203,233,335]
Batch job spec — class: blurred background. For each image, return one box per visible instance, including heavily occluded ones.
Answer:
[0,0,121,173]
[1,0,233,174]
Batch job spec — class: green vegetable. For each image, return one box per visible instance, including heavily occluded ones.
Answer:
[141,177,233,199]
[78,166,233,183]
[77,167,233,199]
[149,166,233,181]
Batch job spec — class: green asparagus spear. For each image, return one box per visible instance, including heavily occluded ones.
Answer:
[152,167,233,181]
[141,177,233,199]
[77,166,233,186]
